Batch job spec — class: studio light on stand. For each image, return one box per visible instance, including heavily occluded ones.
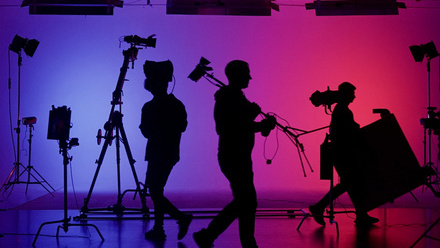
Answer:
[33,106,104,245]
[0,35,47,196]
[409,41,440,248]
[409,41,440,183]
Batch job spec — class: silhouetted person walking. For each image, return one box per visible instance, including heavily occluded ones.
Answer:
[193,60,275,248]
[309,82,379,226]
[140,60,192,241]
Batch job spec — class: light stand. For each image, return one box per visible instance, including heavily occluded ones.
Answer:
[33,106,104,246]
[33,139,104,246]
[1,35,43,195]
[21,118,55,195]
[410,41,440,248]
[410,41,440,194]
[78,35,156,219]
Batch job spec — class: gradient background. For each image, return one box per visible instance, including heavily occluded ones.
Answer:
[0,1,439,203]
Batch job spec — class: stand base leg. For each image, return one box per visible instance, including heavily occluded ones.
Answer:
[33,218,104,246]
[297,209,345,237]
[411,216,440,248]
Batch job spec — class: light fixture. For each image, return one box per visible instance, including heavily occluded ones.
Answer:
[305,0,406,16]
[9,35,39,57]
[410,41,439,63]
[166,0,279,16]
[21,0,123,15]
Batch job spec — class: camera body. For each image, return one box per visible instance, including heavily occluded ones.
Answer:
[123,35,156,48]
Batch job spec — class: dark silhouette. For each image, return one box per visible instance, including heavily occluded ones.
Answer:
[309,82,379,226]
[193,60,276,248]
[140,60,193,241]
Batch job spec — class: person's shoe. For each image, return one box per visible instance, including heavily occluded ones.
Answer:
[145,227,166,241]
[355,214,379,226]
[193,229,214,248]
[177,214,193,240]
[309,205,326,226]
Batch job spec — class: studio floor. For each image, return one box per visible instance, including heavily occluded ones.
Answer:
[1,186,440,248]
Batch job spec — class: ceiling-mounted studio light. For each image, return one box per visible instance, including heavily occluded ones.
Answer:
[21,0,123,15]
[166,0,279,16]
[305,0,406,16]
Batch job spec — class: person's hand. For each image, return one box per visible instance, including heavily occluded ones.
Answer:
[261,115,276,137]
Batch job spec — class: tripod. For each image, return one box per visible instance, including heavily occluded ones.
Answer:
[23,122,55,195]
[0,99,55,196]
[1,52,26,195]
[79,45,149,218]
[33,139,104,246]
[411,49,440,248]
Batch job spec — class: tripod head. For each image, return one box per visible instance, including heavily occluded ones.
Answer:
[119,35,156,69]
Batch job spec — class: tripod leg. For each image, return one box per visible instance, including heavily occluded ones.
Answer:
[0,166,17,193]
[118,123,148,213]
[82,136,112,213]
[297,213,311,231]
[29,167,56,192]
[411,216,440,248]
[26,166,31,194]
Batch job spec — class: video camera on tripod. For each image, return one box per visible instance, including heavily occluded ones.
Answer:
[79,35,154,218]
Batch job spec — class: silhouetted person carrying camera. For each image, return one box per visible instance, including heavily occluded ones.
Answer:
[140,60,193,241]
[193,60,276,248]
[309,82,379,226]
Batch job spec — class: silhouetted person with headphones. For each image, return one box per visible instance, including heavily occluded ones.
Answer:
[140,60,193,241]
[193,60,276,248]
[309,82,379,226]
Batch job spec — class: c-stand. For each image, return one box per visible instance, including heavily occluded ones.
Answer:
[33,138,104,246]
[1,40,53,196]
[79,36,156,219]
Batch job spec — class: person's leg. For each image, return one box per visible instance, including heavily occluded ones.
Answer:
[235,176,258,248]
[147,161,193,239]
[194,200,238,247]
[309,183,346,225]
[144,162,173,240]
